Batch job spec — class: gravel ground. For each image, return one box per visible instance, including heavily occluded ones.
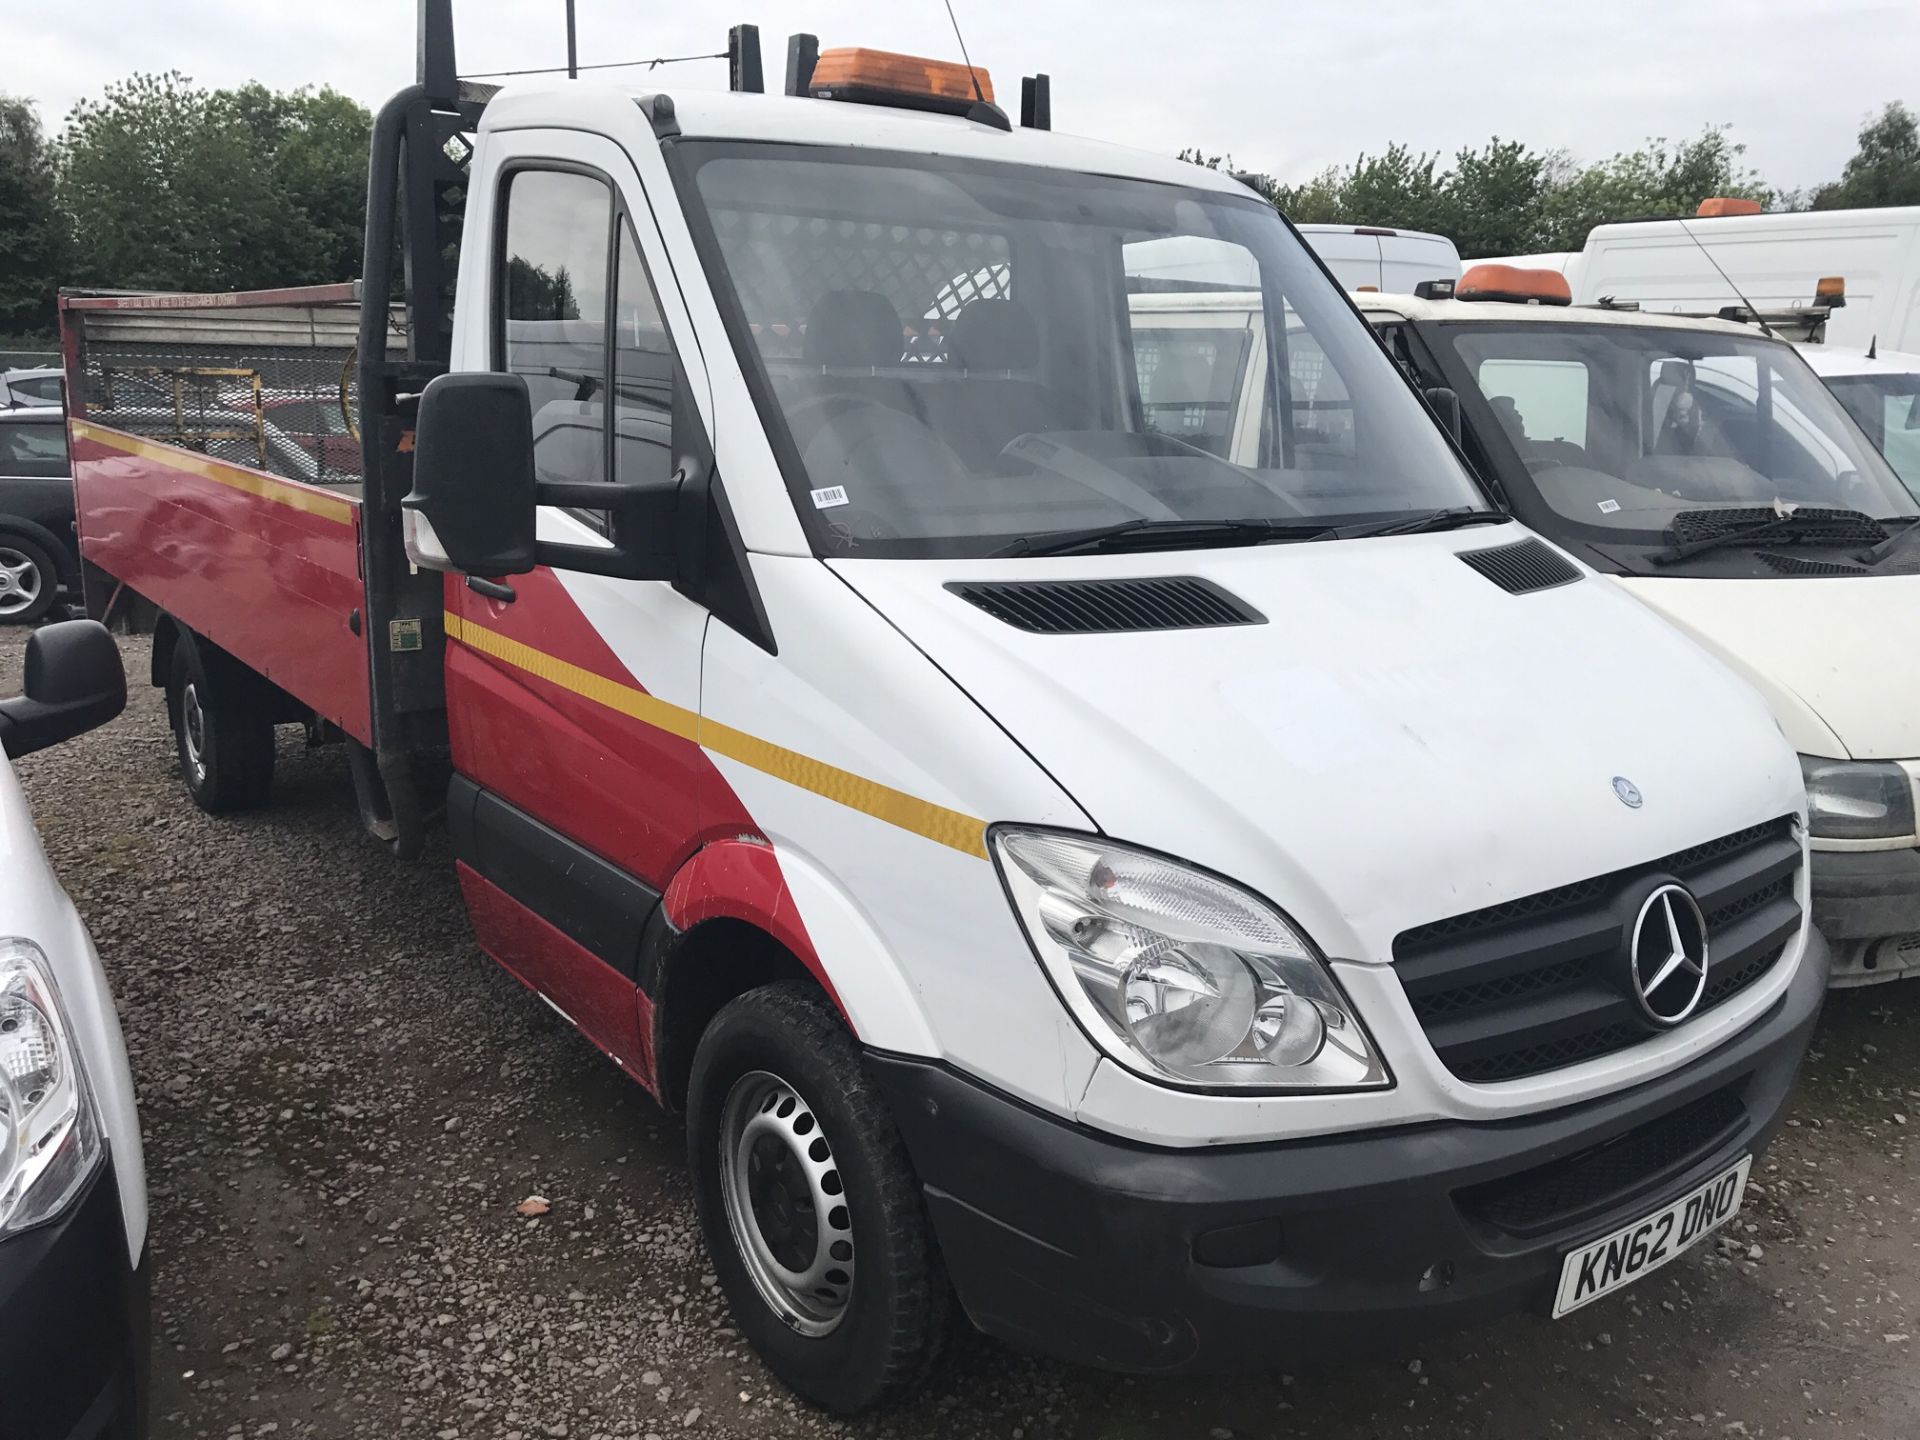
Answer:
[5,624,1919,1440]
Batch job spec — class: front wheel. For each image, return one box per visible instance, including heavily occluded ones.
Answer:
[687,981,951,1413]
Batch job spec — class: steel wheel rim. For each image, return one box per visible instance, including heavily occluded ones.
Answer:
[181,681,209,783]
[0,546,41,617]
[718,1070,854,1336]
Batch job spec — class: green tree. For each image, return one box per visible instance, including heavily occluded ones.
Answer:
[1813,102,1920,210]
[0,95,65,336]
[218,82,373,281]
[1527,127,1770,251]
[59,72,372,294]
[1438,139,1554,258]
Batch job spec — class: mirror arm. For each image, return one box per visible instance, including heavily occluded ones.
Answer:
[534,477,680,513]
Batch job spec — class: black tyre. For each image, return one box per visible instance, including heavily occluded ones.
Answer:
[168,638,275,812]
[687,981,951,1413]
[0,534,59,626]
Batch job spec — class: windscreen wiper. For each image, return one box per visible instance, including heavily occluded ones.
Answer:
[992,517,1330,558]
[1653,508,1888,565]
[1319,508,1510,541]
[1862,516,1920,568]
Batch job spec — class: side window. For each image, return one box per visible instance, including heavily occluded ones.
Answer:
[0,422,69,477]
[1128,326,1252,456]
[1684,357,1835,482]
[1122,237,1266,461]
[1282,315,1355,461]
[1479,358,1589,449]
[612,222,676,488]
[500,169,614,490]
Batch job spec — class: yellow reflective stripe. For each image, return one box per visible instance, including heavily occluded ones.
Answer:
[446,611,989,859]
[445,610,700,741]
[70,420,357,526]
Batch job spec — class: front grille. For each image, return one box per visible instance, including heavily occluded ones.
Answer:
[1457,1086,1748,1238]
[1395,819,1801,1084]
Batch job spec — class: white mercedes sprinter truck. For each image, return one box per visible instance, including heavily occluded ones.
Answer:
[66,7,1825,1411]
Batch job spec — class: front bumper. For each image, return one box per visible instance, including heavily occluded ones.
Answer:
[1811,846,1920,986]
[872,929,1827,1375]
[0,1158,149,1439]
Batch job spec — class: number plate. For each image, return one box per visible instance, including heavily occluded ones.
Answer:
[1552,1155,1751,1318]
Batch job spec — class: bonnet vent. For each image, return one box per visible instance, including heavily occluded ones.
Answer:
[1457,537,1581,595]
[947,576,1264,634]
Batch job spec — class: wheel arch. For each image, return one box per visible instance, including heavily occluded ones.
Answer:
[644,836,940,1111]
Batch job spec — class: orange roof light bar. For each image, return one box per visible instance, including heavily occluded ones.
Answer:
[809,47,993,113]
[1696,197,1763,218]
[1815,275,1847,308]
[1456,264,1573,306]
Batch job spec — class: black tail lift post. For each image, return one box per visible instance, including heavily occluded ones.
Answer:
[355,0,494,858]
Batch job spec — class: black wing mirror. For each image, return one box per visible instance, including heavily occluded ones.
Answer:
[0,620,127,759]
[1423,385,1464,445]
[405,372,539,577]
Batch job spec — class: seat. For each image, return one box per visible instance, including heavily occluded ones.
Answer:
[804,290,905,368]
[928,299,1081,470]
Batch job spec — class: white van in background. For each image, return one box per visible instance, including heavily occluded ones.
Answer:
[1296,224,1460,292]
[1558,203,1920,352]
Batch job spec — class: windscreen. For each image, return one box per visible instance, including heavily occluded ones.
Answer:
[1442,323,1918,536]
[679,143,1483,557]
[1822,371,1920,495]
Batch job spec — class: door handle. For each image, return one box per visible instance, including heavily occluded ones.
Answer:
[466,575,516,602]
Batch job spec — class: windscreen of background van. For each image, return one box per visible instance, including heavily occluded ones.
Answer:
[680,144,1485,558]
[1446,325,1919,535]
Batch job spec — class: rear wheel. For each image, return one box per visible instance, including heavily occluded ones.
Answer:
[0,536,57,625]
[687,981,951,1413]
[168,638,275,812]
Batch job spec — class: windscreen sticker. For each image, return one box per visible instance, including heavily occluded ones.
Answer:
[811,485,851,509]
[1597,499,1622,514]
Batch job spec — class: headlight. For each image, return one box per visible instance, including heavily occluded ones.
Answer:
[992,829,1388,1091]
[1800,757,1917,841]
[0,938,101,1235]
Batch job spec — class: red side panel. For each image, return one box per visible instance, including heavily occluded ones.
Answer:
[447,568,743,890]
[459,863,656,1091]
[70,423,372,744]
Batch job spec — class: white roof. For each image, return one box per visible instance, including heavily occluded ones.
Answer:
[1297,223,1454,245]
[480,80,1247,195]
[0,405,64,421]
[1588,205,1920,245]
[1353,291,1769,339]
[1794,342,1920,379]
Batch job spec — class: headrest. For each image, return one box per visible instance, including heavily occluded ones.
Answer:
[949,299,1038,371]
[805,290,903,368]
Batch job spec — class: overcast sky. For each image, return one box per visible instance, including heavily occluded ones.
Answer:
[9,0,1916,194]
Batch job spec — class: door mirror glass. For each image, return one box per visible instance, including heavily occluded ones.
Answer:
[0,620,127,759]
[405,373,538,576]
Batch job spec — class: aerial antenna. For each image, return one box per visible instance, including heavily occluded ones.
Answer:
[565,0,579,78]
[1869,334,1878,360]
[1677,215,1774,338]
[941,0,987,104]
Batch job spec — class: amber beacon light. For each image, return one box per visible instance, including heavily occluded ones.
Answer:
[808,47,994,112]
